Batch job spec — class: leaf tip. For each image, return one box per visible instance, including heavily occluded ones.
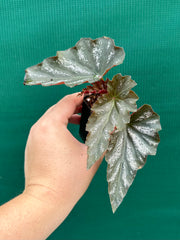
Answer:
[23,74,32,85]
[87,155,93,169]
[112,206,117,214]
[111,200,121,213]
[87,157,95,169]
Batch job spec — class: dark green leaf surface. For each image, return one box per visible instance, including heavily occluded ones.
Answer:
[24,37,125,87]
[105,104,161,213]
[85,74,138,169]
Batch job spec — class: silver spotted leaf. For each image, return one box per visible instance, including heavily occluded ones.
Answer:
[85,74,138,169]
[24,37,125,87]
[105,104,161,213]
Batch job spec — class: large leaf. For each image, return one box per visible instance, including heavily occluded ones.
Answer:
[24,37,125,87]
[85,74,138,169]
[105,104,161,213]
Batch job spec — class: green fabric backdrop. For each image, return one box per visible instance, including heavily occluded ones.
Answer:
[0,0,179,239]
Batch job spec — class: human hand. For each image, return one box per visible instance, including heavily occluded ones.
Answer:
[0,93,104,240]
[24,92,103,211]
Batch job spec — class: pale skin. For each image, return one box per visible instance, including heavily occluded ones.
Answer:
[0,93,103,240]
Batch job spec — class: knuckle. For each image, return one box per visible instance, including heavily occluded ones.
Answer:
[29,118,51,136]
[38,119,50,133]
[63,94,72,101]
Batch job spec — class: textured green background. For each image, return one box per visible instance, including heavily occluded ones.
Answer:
[0,0,179,239]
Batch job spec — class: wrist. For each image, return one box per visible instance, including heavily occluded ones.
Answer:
[22,184,74,236]
[23,183,74,218]
[24,184,61,207]
[0,187,72,240]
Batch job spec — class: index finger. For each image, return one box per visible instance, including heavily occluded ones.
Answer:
[51,93,84,126]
